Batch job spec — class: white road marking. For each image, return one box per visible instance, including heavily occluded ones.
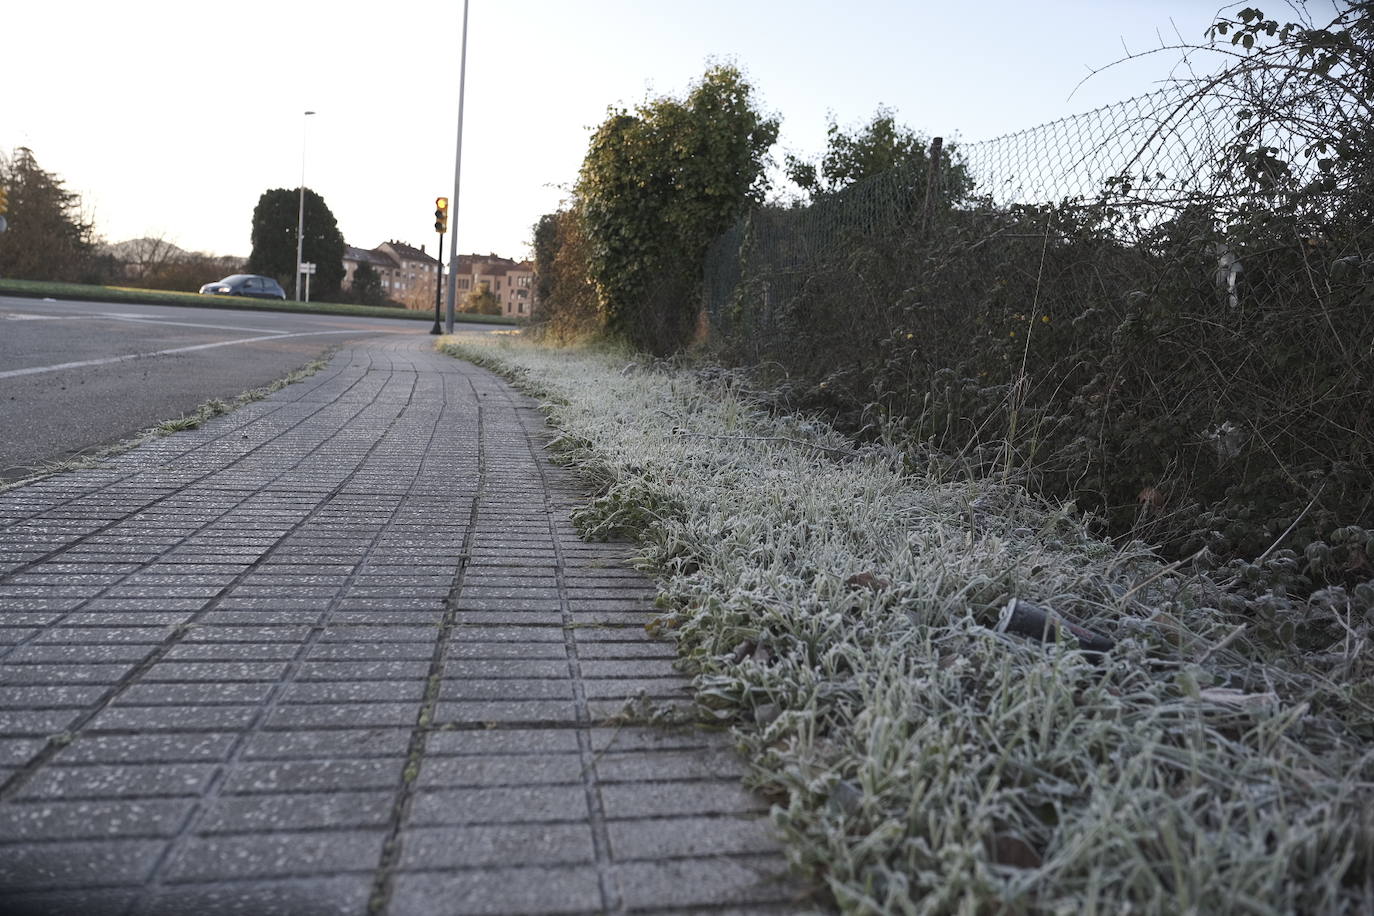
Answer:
[2,313,87,321]
[0,330,368,381]
[94,313,285,334]
[1,309,283,334]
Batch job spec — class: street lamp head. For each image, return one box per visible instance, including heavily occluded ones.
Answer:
[304,110,316,116]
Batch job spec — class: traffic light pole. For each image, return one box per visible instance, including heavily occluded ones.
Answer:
[430,230,445,335]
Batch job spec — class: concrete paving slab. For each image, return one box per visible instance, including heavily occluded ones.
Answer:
[0,335,817,914]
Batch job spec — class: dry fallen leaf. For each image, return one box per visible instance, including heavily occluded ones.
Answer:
[990,834,1043,869]
[846,571,892,591]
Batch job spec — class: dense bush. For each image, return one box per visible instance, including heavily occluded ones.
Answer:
[529,65,777,354]
[762,196,1372,554]
[528,208,601,343]
[709,3,1374,626]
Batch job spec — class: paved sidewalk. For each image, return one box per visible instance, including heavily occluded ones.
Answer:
[0,335,808,915]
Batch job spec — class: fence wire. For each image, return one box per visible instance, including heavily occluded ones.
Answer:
[959,86,1232,207]
[701,77,1374,567]
[705,82,1352,336]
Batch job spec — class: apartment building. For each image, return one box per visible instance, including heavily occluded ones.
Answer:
[342,244,535,317]
[341,241,443,310]
[450,254,536,318]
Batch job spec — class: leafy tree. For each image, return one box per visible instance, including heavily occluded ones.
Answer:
[529,208,601,341]
[247,187,345,297]
[532,212,560,308]
[351,261,384,306]
[784,108,972,204]
[576,64,779,353]
[0,147,98,281]
[460,283,502,315]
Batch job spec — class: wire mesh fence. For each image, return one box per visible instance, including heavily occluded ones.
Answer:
[959,86,1232,207]
[702,75,1374,578]
[706,81,1352,334]
[703,149,951,356]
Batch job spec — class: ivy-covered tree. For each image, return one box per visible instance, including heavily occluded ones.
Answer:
[531,212,561,309]
[576,64,779,353]
[784,108,972,204]
[247,188,345,297]
[0,147,98,281]
[529,208,601,341]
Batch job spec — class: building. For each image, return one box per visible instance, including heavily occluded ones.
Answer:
[450,254,536,318]
[341,244,535,317]
[342,241,443,311]
[341,245,394,289]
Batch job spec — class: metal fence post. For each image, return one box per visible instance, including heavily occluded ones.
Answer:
[921,136,944,235]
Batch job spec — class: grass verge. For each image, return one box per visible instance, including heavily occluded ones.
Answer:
[0,277,518,325]
[439,332,1374,915]
[0,354,332,493]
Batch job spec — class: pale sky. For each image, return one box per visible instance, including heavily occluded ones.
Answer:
[2,0,1237,262]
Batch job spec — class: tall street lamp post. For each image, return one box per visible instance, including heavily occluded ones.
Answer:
[295,110,316,302]
[443,0,470,334]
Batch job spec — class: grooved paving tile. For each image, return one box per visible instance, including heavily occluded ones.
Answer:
[0,334,810,915]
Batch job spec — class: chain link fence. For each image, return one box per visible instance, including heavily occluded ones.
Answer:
[960,86,1234,206]
[702,78,1374,586]
[706,82,1346,335]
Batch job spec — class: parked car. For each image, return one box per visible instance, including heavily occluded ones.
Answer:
[198,274,287,300]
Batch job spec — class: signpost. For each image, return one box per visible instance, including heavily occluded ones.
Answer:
[300,261,316,303]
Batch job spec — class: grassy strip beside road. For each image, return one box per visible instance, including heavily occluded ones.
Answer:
[0,278,518,325]
[441,333,1374,915]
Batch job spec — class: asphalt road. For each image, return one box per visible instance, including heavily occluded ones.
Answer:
[0,296,495,481]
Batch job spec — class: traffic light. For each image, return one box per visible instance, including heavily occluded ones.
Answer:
[434,196,448,233]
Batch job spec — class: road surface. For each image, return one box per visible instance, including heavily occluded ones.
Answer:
[0,296,493,482]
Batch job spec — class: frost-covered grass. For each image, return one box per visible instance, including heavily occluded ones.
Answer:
[441,333,1374,915]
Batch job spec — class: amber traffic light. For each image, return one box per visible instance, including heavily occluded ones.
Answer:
[434,196,449,233]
